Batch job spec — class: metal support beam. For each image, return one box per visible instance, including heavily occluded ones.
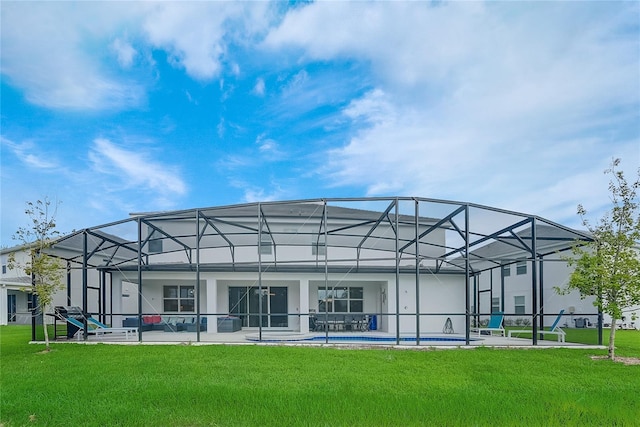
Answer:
[490,267,494,311]
[196,209,201,343]
[259,205,276,269]
[142,220,193,263]
[356,199,396,250]
[442,217,532,259]
[509,229,533,253]
[399,204,465,252]
[465,204,470,345]
[137,218,143,342]
[395,199,400,346]
[531,217,538,345]
[100,269,106,323]
[415,200,420,346]
[324,200,329,344]
[30,251,36,341]
[82,232,88,341]
[59,229,139,266]
[66,261,72,306]
[200,214,236,265]
[473,275,478,320]
[598,308,603,346]
[500,265,505,312]
[538,256,544,338]
[314,204,327,267]
[84,237,107,263]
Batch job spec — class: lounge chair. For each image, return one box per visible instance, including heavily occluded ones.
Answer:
[508,310,566,342]
[84,317,138,339]
[471,312,505,337]
[63,317,97,340]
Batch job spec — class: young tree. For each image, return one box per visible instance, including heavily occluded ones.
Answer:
[8,199,64,351]
[561,159,640,360]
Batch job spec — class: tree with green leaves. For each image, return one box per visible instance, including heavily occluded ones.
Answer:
[560,159,640,360]
[8,199,64,351]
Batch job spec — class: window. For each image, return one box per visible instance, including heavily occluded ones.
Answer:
[312,241,326,256]
[163,285,195,312]
[1,264,6,274]
[514,296,525,315]
[259,237,272,255]
[501,264,511,277]
[516,259,527,275]
[148,225,163,253]
[318,287,363,313]
[491,297,500,313]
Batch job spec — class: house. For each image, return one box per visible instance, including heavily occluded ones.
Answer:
[470,226,639,330]
[4,197,617,343]
[0,231,135,328]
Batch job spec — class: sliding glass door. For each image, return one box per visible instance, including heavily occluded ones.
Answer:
[229,286,288,328]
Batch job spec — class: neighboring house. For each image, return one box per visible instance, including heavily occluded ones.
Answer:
[4,197,617,341]
[471,227,639,330]
[0,248,32,325]
[0,232,135,326]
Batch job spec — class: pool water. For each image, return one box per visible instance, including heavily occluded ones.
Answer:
[246,334,477,343]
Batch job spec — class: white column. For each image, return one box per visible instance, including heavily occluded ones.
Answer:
[112,276,123,327]
[0,285,8,326]
[299,279,309,333]
[206,279,218,333]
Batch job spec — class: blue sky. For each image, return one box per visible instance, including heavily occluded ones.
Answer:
[1,1,639,247]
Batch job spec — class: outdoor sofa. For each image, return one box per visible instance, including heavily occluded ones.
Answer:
[123,315,166,332]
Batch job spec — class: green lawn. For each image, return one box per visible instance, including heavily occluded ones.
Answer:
[1,326,639,426]
[505,326,609,345]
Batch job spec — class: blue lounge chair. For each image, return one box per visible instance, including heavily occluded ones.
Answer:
[508,310,566,342]
[63,316,137,340]
[86,317,138,339]
[472,312,505,337]
[63,317,97,340]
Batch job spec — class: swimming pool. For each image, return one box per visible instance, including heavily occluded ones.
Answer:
[245,333,478,343]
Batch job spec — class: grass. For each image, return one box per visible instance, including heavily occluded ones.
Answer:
[505,326,611,345]
[1,326,639,426]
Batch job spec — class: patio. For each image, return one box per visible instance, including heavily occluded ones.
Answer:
[55,329,603,349]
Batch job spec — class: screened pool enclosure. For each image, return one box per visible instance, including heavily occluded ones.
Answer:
[36,197,598,346]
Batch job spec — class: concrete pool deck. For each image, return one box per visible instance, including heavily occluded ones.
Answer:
[40,329,606,350]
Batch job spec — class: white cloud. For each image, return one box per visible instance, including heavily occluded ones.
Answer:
[141,2,271,80]
[267,2,639,109]
[111,38,137,68]
[0,2,274,110]
[185,91,198,105]
[255,134,288,162]
[282,70,309,94]
[258,138,277,153]
[240,184,289,204]
[1,137,58,169]
[253,78,266,96]
[264,2,487,88]
[266,2,639,223]
[89,138,186,196]
[217,118,226,139]
[0,2,146,110]
[324,86,638,224]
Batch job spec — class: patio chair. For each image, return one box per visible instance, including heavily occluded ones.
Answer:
[311,315,327,332]
[471,312,505,337]
[507,310,566,342]
[85,317,138,339]
[63,317,96,340]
